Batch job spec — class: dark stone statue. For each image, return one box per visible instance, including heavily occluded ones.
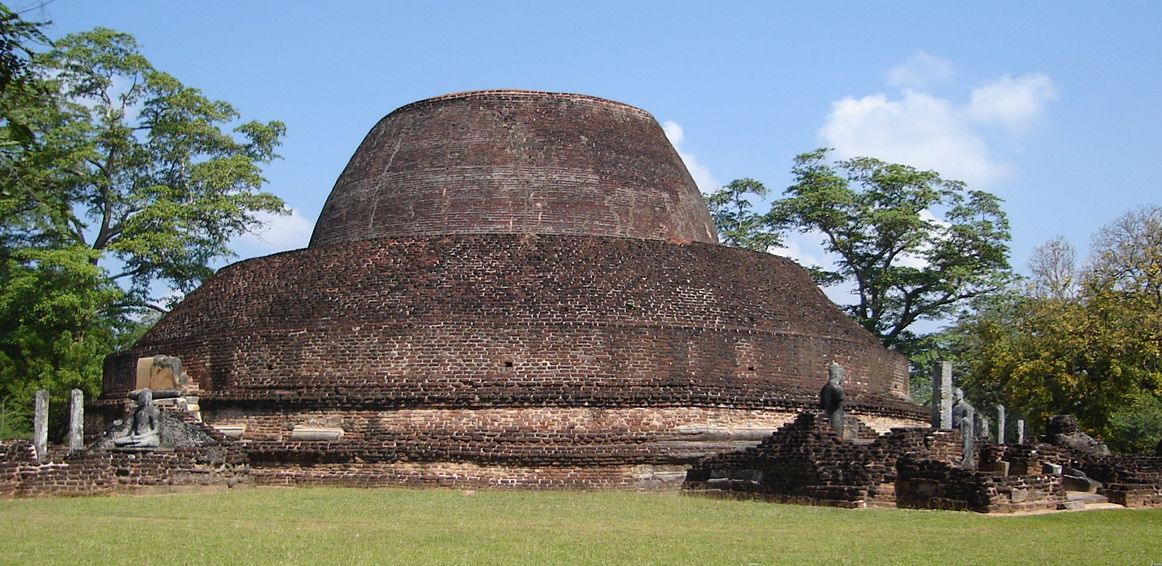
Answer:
[114,388,160,448]
[951,388,975,431]
[819,362,845,438]
[960,416,975,469]
[1045,414,1110,456]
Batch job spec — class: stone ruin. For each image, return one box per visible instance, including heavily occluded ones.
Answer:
[1,373,247,498]
[683,365,1162,512]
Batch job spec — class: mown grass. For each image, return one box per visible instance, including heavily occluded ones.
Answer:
[0,487,1159,565]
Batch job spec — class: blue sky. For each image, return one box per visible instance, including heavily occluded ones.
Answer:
[27,1,1162,301]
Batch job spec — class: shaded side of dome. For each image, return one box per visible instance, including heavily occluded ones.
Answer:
[309,91,718,247]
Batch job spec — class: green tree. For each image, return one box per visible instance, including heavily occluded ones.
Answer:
[0,246,123,436]
[951,212,1162,449]
[703,178,782,252]
[5,27,287,304]
[0,22,287,437]
[770,148,1012,352]
[0,3,47,151]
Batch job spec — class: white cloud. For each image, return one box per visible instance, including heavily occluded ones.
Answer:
[769,233,826,269]
[968,73,1058,135]
[234,208,313,258]
[820,91,1010,187]
[662,120,721,193]
[887,52,955,90]
[819,55,1057,189]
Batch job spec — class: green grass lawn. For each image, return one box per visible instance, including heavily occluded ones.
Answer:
[0,487,1159,565]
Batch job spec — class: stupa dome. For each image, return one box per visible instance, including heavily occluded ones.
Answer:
[97,90,926,489]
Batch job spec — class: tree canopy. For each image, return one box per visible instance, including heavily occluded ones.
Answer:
[703,178,782,252]
[702,148,1012,353]
[0,13,287,437]
[948,207,1162,451]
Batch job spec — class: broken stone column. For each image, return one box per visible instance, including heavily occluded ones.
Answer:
[1017,419,1025,444]
[33,390,48,461]
[931,361,953,429]
[69,389,84,452]
[996,404,1006,444]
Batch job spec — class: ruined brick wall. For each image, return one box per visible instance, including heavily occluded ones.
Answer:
[104,234,912,408]
[682,413,955,507]
[1076,454,1162,507]
[895,457,1065,513]
[0,442,249,498]
[310,90,717,247]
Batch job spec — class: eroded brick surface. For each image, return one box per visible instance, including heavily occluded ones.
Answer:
[311,90,717,247]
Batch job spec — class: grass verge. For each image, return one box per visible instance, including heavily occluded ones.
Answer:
[0,487,1159,565]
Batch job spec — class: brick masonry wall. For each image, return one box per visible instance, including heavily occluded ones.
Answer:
[309,90,717,247]
[682,413,956,507]
[103,234,913,409]
[895,457,1065,513]
[0,441,250,498]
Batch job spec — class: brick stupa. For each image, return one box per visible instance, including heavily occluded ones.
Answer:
[96,91,927,488]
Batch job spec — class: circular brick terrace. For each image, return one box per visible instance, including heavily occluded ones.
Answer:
[104,234,915,413]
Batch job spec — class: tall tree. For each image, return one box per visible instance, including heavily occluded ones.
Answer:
[4,27,287,306]
[770,148,1011,352]
[702,178,782,252]
[0,22,287,437]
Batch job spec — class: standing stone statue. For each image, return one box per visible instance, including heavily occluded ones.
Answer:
[1016,419,1025,444]
[114,389,161,448]
[819,362,846,438]
[951,388,975,432]
[930,361,953,429]
[960,416,975,469]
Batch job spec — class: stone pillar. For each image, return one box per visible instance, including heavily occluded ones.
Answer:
[961,417,975,469]
[996,404,1006,444]
[33,390,48,461]
[68,389,84,452]
[1016,419,1025,444]
[931,361,953,429]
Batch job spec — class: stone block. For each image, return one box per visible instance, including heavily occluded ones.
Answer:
[289,427,344,441]
[135,357,153,390]
[135,356,181,391]
[214,425,246,439]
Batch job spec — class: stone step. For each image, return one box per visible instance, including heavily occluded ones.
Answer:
[1058,491,1122,511]
[1066,491,1109,505]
